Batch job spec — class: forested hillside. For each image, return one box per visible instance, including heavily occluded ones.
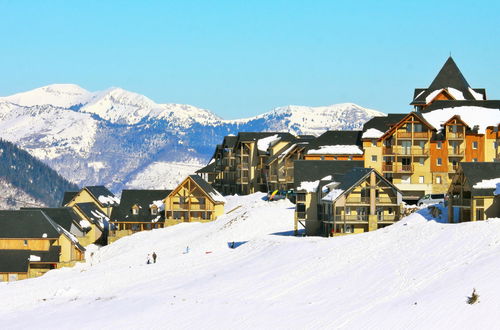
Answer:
[0,139,79,207]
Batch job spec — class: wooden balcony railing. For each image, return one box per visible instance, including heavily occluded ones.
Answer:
[413,132,429,139]
[447,148,464,156]
[397,131,412,139]
[334,215,368,222]
[447,132,464,139]
[346,197,370,204]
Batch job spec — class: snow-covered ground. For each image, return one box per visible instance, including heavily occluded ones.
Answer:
[1,194,499,329]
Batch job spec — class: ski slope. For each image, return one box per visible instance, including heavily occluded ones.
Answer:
[1,193,500,329]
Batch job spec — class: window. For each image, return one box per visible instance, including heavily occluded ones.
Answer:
[296,193,306,202]
[436,176,442,184]
[345,207,351,215]
[419,158,425,165]
[437,158,442,166]
[472,141,478,149]
[345,225,353,233]
[372,141,377,147]
[23,240,28,246]
[437,141,442,149]
[371,155,377,162]
[151,207,158,215]
[419,176,424,184]
[132,207,139,215]
[406,124,412,132]
[473,158,478,162]
[414,124,423,132]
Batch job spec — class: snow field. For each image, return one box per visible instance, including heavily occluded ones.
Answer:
[1,194,500,329]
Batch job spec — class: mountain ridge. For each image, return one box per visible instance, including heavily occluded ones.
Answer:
[0,84,386,191]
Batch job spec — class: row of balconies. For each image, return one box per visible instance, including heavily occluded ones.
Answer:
[382,164,414,173]
[344,196,398,205]
[382,147,465,157]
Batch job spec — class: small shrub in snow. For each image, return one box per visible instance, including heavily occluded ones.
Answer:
[467,288,479,305]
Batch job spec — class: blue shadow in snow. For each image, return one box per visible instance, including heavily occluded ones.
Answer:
[271,229,305,236]
[227,241,248,249]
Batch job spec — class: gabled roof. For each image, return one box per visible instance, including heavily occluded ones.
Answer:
[411,57,484,106]
[266,140,310,165]
[0,250,30,273]
[379,112,436,141]
[84,186,119,207]
[0,210,62,239]
[196,162,217,174]
[110,190,171,222]
[74,203,108,229]
[61,191,78,206]
[307,131,362,150]
[441,115,470,128]
[362,114,407,134]
[223,135,238,149]
[322,167,401,203]
[22,207,83,232]
[460,162,500,196]
[188,175,226,204]
[421,100,500,113]
[236,132,295,143]
[294,160,364,190]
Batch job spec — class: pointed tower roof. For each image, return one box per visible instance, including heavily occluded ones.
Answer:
[411,57,485,106]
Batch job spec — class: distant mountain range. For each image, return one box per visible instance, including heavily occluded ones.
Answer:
[0,84,385,192]
[0,138,79,209]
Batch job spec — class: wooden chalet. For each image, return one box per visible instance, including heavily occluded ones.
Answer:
[0,210,85,281]
[164,175,225,223]
[448,162,500,222]
[109,189,171,242]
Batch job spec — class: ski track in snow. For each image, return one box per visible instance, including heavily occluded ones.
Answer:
[1,194,500,329]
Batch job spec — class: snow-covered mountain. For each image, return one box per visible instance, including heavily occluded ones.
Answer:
[1,194,499,329]
[0,84,385,191]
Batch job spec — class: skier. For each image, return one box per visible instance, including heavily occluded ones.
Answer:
[146,254,152,264]
[184,246,190,254]
[152,252,157,263]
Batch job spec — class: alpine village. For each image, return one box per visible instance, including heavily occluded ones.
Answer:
[1,57,500,282]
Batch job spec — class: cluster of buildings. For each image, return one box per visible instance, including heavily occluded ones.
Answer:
[2,57,499,282]
[198,57,500,235]
[0,175,225,282]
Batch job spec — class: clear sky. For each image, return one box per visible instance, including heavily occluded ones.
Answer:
[0,0,498,118]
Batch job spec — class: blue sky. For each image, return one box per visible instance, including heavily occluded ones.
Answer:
[0,0,498,118]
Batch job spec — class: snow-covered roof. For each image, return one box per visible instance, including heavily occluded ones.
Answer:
[468,87,484,101]
[149,200,165,212]
[306,145,363,155]
[422,106,500,134]
[79,219,91,229]
[297,180,320,193]
[257,134,281,152]
[473,178,500,190]
[98,195,120,206]
[361,128,384,139]
[29,255,41,262]
[425,87,465,104]
[322,188,344,202]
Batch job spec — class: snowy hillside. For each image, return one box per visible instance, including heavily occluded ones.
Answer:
[2,193,500,329]
[0,84,385,191]
[0,179,45,210]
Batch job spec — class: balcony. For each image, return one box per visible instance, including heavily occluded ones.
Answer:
[397,165,413,173]
[334,215,368,222]
[397,131,412,139]
[378,214,398,222]
[448,148,464,157]
[236,177,249,184]
[269,174,278,182]
[376,197,398,204]
[382,164,394,172]
[237,163,250,170]
[383,147,395,155]
[447,132,464,139]
[346,197,370,204]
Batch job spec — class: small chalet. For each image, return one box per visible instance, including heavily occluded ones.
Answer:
[63,186,119,246]
[164,175,225,223]
[0,210,85,281]
[294,160,364,235]
[109,189,171,242]
[448,162,500,222]
[320,168,402,236]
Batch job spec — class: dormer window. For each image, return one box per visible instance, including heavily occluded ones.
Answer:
[151,205,158,215]
[132,205,139,215]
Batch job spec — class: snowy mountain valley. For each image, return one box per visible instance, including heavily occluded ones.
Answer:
[0,84,385,192]
[1,193,498,329]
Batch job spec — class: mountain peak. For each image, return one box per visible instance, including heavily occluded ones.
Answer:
[0,83,91,108]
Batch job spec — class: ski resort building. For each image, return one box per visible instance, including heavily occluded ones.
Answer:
[0,210,85,281]
[164,175,225,223]
[62,186,119,246]
[109,189,171,243]
[448,162,500,223]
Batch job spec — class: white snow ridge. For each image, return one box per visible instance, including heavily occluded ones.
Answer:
[2,193,500,329]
